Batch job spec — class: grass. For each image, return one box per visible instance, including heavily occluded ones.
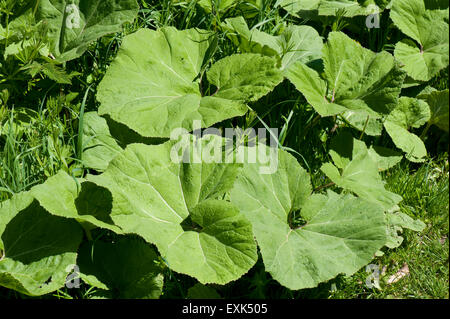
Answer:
[0,0,449,299]
[328,157,449,299]
[0,96,79,201]
[160,156,449,300]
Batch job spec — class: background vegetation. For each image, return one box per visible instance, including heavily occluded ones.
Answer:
[0,0,448,299]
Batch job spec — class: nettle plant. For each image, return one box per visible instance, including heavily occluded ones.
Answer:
[0,0,139,105]
[0,0,449,297]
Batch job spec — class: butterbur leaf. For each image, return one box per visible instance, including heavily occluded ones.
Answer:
[387,97,431,129]
[230,149,386,290]
[385,211,426,249]
[103,115,168,148]
[97,28,280,138]
[207,54,283,101]
[389,211,426,232]
[222,16,279,58]
[30,170,121,233]
[81,112,123,171]
[286,32,405,117]
[391,0,449,81]
[321,149,403,210]
[190,0,262,15]
[275,0,320,16]
[197,0,236,12]
[322,32,404,114]
[329,130,402,171]
[0,193,83,296]
[77,237,164,299]
[367,146,403,171]
[88,136,257,284]
[286,62,345,116]
[318,0,384,17]
[341,110,384,136]
[81,111,167,171]
[384,120,427,162]
[276,0,388,17]
[36,0,139,62]
[329,130,364,169]
[223,17,323,71]
[163,199,257,285]
[418,89,449,132]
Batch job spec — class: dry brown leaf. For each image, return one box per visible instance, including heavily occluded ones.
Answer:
[387,263,409,285]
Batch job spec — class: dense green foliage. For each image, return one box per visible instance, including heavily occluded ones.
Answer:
[0,0,448,299]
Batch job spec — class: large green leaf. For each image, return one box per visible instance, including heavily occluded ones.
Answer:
[207,54,283,101]
[230,148,386,290]
[340,110,384,136]
[223,17,323,71]
[197,0,236,11]
[321,146,403,210]
[276,0,388,17]
[222,16,278,58]
[179,0,262,16]
[329,130,402,171]
[386,97,431,129]
[81,112,168,172]
[0,193,83,296]
[385,210,426,249]
[77,236,164,299]
[275,0,321,16]
[286,32,405,118]
[367,146,403,171]
[87,136,258,284]
[81,112,123,171]
[36,0,139,62]
[391,0,449,81]
[418,89,449,132]
[384,120,427,162]
[30,171,121,233]
[318,0,384,17]
[97,27,281,138]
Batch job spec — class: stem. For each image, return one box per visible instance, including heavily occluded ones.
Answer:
[314,182,335,192]
[420,122,432,140]
[76,85,93,160]
[85,228,93,241]
[359,115,370,140]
